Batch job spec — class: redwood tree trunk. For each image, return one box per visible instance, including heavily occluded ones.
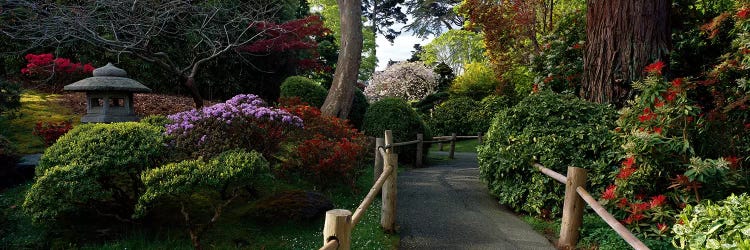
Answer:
[582,0,670,106]
[321,0,363,118]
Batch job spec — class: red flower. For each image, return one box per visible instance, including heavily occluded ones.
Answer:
[657,223,669,233]
[663,91,677,102]
[745,123,750,130]
[622,156,635,168]
[738,8,750,19]
[671,78,683,89]
[572,43,582,50]
[623,214,644,225]
[602,185,617,200]
[654,98,665,108]
[644,60,666,74]
[532,84,539,93]
[654,127,663,134]
[649,195,667,207]
[617,166,636,179]
[617,197,629,208]
[631,202,650,214]
[725,156,740,169]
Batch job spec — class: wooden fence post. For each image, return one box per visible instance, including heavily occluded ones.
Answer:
[323,209,352,250]
[374,137,385,184]
[438,142,444,151]
[381,153,397,232]
[449,133,457,159]
[416,133,423,168]
[559,167,588,249]
[477,132,483,144]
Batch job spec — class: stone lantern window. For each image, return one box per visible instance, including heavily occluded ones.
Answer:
[63,63,151,123]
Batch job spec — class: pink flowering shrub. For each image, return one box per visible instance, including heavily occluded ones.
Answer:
[21,53,95,90]
[166,94,302,160]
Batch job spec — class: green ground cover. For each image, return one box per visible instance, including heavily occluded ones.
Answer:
[0,90,79,154]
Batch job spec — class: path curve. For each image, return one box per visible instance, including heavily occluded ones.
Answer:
[398,151,555,250]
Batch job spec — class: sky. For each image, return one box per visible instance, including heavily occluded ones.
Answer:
[375,25,435,71]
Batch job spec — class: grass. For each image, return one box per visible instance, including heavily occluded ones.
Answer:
[0,90,80,154]
[0,165,398,249]
[428,138,481,153]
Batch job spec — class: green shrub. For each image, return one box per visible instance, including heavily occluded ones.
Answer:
[469,95,516,134]
[427,97,479,136]
[477,91,619,216]
[0,135,21,188]
[24,122,165,224]
[673,193,750,249]
[348,89,368,129]
[0,79,21,115]
[450,62,500,100]
[363,98,430,165]
[279,76,328,108]
[139,115,171,130]
[136,149,270,249]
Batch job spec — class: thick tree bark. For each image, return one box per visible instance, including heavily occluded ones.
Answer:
[582,0,670,106]
[183,77,205,108]
[321,0,364,118]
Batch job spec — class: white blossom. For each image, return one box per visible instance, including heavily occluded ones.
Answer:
[364,62,438,102]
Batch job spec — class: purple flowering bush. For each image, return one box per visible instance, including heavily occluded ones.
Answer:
[166,94,303,160]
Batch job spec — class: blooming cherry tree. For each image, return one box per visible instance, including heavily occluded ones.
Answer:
[364,61,438,102]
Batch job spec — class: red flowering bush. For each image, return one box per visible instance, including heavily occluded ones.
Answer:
[279,102,367,189]
[21,53,95,90]
[599,61,746,238]
[32,121,73,146]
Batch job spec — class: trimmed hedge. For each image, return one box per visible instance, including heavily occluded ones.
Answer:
[477,91,619,217]
[25,122,166,223]
[427,96,478,136]
[363,98,430,165]
[279,76,328,108]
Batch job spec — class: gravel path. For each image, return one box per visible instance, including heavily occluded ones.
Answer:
[398,151,555,250]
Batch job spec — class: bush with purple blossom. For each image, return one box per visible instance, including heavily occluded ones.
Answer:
[166,94,303,160]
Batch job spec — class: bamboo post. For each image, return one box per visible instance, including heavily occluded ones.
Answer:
[416,133,423,168]
[559,167,588,249]
[374,137,385,184]
[323,209,352,250]
[449,133,457,159]
[381,153,397,232]
[477,132,483,144]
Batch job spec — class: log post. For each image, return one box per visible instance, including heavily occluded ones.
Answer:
[374,137,385,184]
[323,209,352,250]
[416,133,423,168]
[381,153,397,232]
[439,142,444,151]
[449,133,457,159]
[384,130,393,153]
[478,132,483,144]
[559,167,588,249]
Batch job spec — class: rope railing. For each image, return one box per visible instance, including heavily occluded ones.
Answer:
[534,163,650,250]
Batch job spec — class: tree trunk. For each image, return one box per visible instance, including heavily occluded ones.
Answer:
[582,0,670,107]
[321,0,364,118]
[183,76,205,108]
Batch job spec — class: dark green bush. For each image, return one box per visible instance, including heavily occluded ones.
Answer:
[24,122,165,224]
[413,91,450,115]
[139,115,171,130]
[0,135,21,189]
[477,91,619,217]
[348,89,368,129]
[469,95,517,134]
[0,80,21,115]
[363,98,430,165]
[427,97,479,136]
[279,76,328,108]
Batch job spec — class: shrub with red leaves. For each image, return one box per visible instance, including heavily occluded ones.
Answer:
[21,53,95,90]
[280,103,367,188]
[33,121,73,146]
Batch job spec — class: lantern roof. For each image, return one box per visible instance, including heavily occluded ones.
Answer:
[63,63,151,93]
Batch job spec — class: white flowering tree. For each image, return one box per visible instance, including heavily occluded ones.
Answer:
[365,62,439,102]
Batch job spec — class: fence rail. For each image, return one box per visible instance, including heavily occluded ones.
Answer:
[534,164,650,250]
[318,130,483,249]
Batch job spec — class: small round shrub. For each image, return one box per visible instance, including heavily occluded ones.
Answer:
[427,97,479,136]
[139,115,171,130]
[363,98,430,165]
[279,76,328,108]
[0,79,21,115]
[673,193,750,249]
[477,91,619,217]
[25,122,165,224]
[469,95,517,134]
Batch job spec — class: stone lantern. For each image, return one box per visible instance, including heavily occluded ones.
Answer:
[63,63,151,123]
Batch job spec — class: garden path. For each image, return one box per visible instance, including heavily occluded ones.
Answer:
[397,151,555,250]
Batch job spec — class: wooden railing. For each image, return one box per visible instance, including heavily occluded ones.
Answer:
[318,130,484,250]
[533,164,650,250]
